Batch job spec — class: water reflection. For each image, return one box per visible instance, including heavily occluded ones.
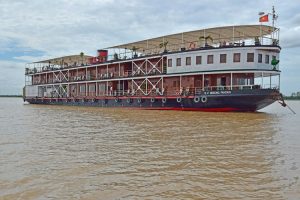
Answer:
[0,98,299,199]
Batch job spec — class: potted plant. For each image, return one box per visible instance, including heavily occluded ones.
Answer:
[159,41,169,53]
[199,35,213,47]
[113,53,119,60]
[80,52,84,66]
[254,37,260,46]
[131,46,139,58]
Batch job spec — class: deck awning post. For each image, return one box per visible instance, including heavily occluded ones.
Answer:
[232,26,235,44]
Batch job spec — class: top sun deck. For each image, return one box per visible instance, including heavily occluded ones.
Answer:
[25,24,279,74]
[108,24,279,53]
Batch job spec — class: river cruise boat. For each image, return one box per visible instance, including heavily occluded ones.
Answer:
[23,24,283,112]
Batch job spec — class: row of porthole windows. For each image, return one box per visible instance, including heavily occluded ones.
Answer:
[167,53,276,67]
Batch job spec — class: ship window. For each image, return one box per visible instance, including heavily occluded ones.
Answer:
[247,53,254,62]
[220,54,226,63]
[168,59,172,67]
[186,57,191,66]
[89,85,95,92]
[265,55,270,64]
[233,53,240,62]
[176,58,181,66]
[207,55,213,64]
[258,54,262,63]
[196,56,202,65]
[79,85,85,93]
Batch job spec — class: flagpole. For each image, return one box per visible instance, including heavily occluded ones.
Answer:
[258,12,264,45]
[260,22,262,45]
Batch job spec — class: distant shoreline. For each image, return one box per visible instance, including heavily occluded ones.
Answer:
[0,95,22,98]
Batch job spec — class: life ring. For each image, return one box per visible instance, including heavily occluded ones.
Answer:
[201,96,208,103]
[65,99,68,102]
[189,42,196,49]
[115,98,119,103]
[162,98,167,103]
[150,98,155,103]
[137,98,142,103]
[194,96,200,103]
[127,98,132,103]
[177,97,182,103]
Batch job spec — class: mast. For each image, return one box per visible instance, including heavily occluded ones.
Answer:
[271,6,278,41]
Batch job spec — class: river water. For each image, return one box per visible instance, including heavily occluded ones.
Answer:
[0,98,299,200]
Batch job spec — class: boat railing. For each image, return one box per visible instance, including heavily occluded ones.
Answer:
[263,84,279,89]
[36,83,279,99]
[101,84,277,97]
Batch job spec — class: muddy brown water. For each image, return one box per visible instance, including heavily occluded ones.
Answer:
[0,98,299,199]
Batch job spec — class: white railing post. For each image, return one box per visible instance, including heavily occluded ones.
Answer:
[261,72,264,89]
[202,74,205,91]
[230,73,233,90]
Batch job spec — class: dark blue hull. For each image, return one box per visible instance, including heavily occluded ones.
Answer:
[25,89,280,112]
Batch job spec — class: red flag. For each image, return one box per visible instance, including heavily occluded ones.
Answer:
[259,14,269,22]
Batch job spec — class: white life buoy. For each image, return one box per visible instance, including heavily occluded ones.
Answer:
[150,98,155,103]
[127,98,132,103]
[201,96,208,103]
[137,98,142,103]
[162,98,167,103]
[177,97,182,103]
[194,96,200,103]
[115,98,119,103]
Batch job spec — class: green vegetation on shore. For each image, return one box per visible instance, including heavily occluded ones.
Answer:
[284,91,300,100]
[284,96,300,100]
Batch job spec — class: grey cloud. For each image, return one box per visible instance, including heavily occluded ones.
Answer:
[0,0,300,94]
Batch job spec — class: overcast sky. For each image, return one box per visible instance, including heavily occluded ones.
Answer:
[0,0,299,95]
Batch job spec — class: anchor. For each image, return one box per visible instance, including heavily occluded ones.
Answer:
[278,93,296,114]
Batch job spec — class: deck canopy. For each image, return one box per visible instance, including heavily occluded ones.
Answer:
[108,25,277,53]
[33,54,93,65]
